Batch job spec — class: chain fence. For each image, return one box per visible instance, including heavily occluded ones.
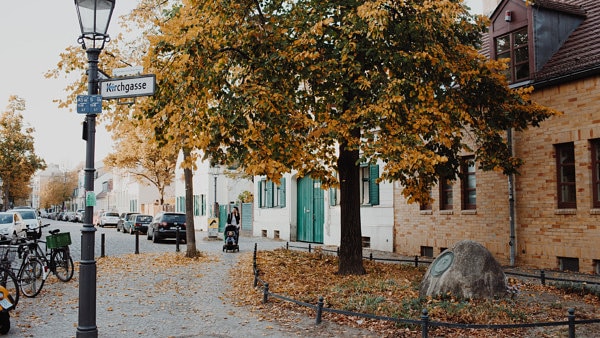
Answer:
[250,242,600,337]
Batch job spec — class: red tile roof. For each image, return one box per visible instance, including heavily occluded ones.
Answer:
[533,0,600,81]
[534,0,586,17]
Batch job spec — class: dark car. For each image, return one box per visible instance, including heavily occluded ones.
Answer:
[117,212,139,232]
[123,214,152,235]
[147,212,186,243]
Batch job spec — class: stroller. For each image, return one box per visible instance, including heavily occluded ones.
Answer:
[222,224,239,252]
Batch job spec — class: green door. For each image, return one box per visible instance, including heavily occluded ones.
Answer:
[241,203,252,231]
[219,205,228,232]
[297,177,324,243]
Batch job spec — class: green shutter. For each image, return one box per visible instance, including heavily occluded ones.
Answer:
[177,196,186,212]
[258,179,264,208]
[193,195,200,216]
[329,187,337,206]
[279,178,286,207]
[201,194,206,216]
[369,165,380,206]
[266,181,274,207]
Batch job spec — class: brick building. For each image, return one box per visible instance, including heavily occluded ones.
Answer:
[394,0,600,273]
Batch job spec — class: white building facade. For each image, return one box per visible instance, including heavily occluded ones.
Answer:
[174,150,254,233]
[253,163,394,252]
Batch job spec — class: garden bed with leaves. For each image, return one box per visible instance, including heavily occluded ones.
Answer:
[231,248,600,337]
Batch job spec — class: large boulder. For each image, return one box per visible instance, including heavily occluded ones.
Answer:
[419,240,507,299]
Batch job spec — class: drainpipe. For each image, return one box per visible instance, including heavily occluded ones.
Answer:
[507,128,516,267]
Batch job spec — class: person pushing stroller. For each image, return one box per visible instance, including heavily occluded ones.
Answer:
[225,207,240,245]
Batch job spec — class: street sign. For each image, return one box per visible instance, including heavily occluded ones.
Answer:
[112,65,143,77]
[76,95,103,114]
[99,74,156,99]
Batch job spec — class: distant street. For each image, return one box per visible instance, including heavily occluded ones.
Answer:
[41,218,214,260]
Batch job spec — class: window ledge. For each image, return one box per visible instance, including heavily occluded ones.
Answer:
[590,209,600,215]
[420,210,433,215]
[555,209,576,215]
[439,210,454,215]
[461,210,477,215]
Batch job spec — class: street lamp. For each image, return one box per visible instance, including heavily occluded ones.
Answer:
[74,1,115,337]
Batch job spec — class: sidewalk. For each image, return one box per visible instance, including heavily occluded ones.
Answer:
[8,233,376,337]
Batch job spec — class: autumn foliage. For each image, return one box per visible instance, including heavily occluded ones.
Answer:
[49,0,558,274]
[0,96,46,209]
[232,249,600,337]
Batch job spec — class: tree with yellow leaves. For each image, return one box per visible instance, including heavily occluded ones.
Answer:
[104,118,177,207]
[0,96,46,209]
[39,169,79,211]
[140,0,555,275]
[49,0,556,273]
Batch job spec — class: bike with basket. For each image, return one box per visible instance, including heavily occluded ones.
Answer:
[16,225,74,298]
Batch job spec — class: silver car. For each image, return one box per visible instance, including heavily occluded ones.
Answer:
[8,208,41,231]
[0,212,27,242]
[98,212,120,227]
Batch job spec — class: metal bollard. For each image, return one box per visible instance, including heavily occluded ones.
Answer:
[540,270,546,285]
[253,242,258,266]
[415,255,419,267]
[308,243,312,253]
[568,308,575,338]
[101,233,105,257]
[135,230,139,254]
[421,308,429,338]
[263,283,269,303]
[316,296,324,325]
[175,226,180,252]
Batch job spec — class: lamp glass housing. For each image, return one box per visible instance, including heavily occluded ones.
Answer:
[75,0,115,49]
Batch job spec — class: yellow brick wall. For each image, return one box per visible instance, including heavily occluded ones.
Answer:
[394,169,511,263]
[514,76,600,273]
[394,75,600,273]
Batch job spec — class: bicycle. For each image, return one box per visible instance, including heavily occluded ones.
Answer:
[0,244,19,308]
[16,226,74,298]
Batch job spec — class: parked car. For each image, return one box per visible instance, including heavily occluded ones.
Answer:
[8,208,41,231]
[97,212,120,227]
[124,214,153,234]
[0,211,27,242]
[66,211,78,222]
[75,209,85,222]
[55,212,64,221]
[61,212,69,221]
[117,212,139,232]
[147,212,186,243]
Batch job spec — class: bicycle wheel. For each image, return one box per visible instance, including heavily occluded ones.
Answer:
[17,258,45,298]
[51,249,74,282]
[0,266,18,308]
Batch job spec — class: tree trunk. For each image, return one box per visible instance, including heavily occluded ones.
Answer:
[336,135,366,275]
[182,148,199,257]
[1,180,8,211]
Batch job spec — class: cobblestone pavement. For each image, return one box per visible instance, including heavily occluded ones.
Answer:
[7,227,377,338]
[13,222,596,337]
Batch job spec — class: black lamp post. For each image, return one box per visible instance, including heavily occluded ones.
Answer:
[74,1,115,337]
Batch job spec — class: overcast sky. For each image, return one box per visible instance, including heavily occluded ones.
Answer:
[0,1,138,170]
[0,1,483,170]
